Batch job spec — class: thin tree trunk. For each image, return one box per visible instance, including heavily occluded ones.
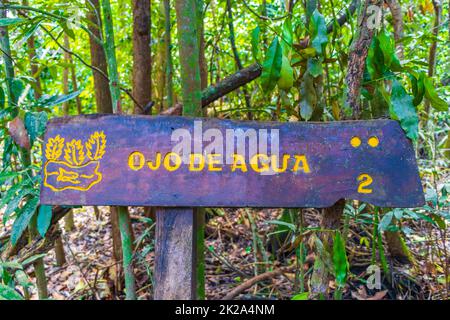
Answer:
[86,1,123,292]
[61,34,76,232]
[100,0,136,300]
[163,0,174,109]
[64,34,83,114]
[54,235,66,266]
[1,3,48,299]
[132,0,152,114]
[226,0,252,119]
[345,0,382,119]
[424,0,442,117]
[386,0,404,58]
[132,0,154,220]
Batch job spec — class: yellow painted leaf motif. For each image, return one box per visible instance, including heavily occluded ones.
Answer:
[86,131,106,161]
[64,139,85,165]
[45,135,65,160]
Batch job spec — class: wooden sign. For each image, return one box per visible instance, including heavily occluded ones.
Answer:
[40,115,424,208]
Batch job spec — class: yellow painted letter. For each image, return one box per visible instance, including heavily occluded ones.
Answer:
[163,152,182,172]
[128,151,145,171]
[189,154,205,171]
[147,152,161,170]
[250,154,270,173]
[292,155,311,173]
[208,154,222,172]
[271,154,290,173]
[231,154,247,172]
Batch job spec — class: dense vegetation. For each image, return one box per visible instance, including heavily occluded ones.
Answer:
[0,0,449,300]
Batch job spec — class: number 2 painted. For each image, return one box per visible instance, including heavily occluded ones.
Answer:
[357,174,373,194]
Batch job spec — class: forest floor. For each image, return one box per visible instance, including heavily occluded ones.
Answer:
[22,202,449,300]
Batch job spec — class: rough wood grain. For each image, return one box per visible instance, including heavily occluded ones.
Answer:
[154,208,197,300]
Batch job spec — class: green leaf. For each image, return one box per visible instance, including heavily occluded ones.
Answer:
[11,197,39,245]
[0,284,23,300]
[307,58,323,78]
[299,72,317,120]
[11,78,24,102]
[0,86,4,109]
[261,37,283,93]
[37,205,52,237]
[15,270,32,289]
[423,76,448,112]
[251,27,261,63]
[21,253,46,266]
[281,18,293,55]
[390,79,419,140]
[39,90,82,107]
[379,211,394,231]
[409,72,425,106]
[277,55,294,90]
[377,30,402,71]
[0,18,25,27]
[24,111,48,143]
[0,171,20,184]
[309,9,328,56]
[366,37,385,80]
[292,292,309,300]
[333,231,348,286]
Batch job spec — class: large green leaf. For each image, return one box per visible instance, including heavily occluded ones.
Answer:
[0,86,4,109]
[333,231,348,286]
[390,79,419,140]
[277,55,294,91]
[409,72,425,106]
[251,26,261,62]
[39,90,82,107]
[299,72,317,120]
[423,76,448,112]
[309,9,328,56]
[377,30,402,71]
[281,18,293,55]
[0,18,25,27]
[366,37,385,80]
[11,197,39,245]
[11,79,24,102]
[261,37,283,92]
[37,205,52,237]
[24,111,48,143]
[0,284,23,300]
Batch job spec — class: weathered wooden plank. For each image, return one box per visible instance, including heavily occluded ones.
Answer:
[40,115,424,208]
[154,208,197,300]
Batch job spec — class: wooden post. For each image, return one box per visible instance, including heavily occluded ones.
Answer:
[154,208,198,299]
[153,0,205,300]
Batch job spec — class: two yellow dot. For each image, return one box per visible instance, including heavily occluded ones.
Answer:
[351,136,379,148]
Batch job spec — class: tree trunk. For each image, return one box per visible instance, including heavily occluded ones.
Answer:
[164,0,174,109]
[132,0,154,221]
[101,0,136,300]
[386,0,404,58]
[226,0,252,119]
[424,0,442,117]
[86,0,123,273]
[345,0,382,119]
[54,235,66,267]
[132,0,152,114]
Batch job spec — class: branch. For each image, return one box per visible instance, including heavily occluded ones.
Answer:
[161,63,262,116]
[221,265,295,300]
[326,0,360,34]
[1,206,71,261]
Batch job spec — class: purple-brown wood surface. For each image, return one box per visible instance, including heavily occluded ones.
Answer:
[40,115,424,208]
